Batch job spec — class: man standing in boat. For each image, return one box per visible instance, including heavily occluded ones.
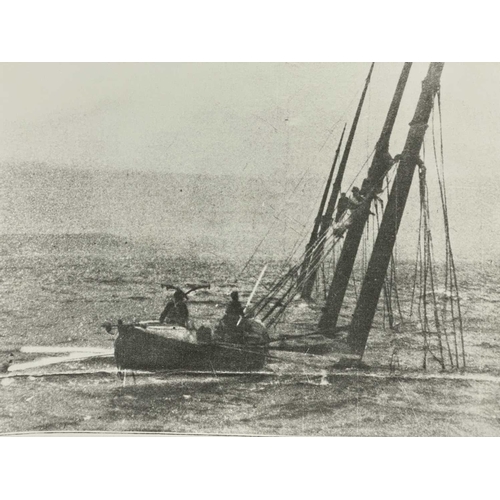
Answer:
[225,291,245,327]
[159,289,189,327]
[216,291,248,341]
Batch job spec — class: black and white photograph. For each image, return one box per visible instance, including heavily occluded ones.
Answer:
[1,60,499,438]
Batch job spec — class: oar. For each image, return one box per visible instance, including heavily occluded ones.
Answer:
[160,283,211,297]
[237,264,268,325]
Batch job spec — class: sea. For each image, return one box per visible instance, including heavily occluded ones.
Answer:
[1,232,499,373]
[1,232,500,435]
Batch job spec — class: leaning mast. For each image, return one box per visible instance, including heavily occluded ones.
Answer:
[301,62,374,300]
[347,62,445,356]
[319,63,413,334]
[298,124,346,289]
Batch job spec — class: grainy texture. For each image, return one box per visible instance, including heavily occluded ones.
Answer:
[1,234,499,435]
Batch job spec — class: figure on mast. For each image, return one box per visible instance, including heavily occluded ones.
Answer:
[347,63,445,357]
[318,62,413,336]
[301,62,375,300]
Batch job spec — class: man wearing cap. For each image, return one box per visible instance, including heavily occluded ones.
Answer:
[159,289,189,327]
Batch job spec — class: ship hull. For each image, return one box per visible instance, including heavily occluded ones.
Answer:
[115,321,268,372]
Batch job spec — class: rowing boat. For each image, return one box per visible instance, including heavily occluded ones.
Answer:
[113,319,268,372]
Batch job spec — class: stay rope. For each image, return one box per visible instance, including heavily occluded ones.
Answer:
[434,92,466,368]
[408,94,466,370]
[257,158,401,329]
[238,88,364,278]
[252,147,401,326]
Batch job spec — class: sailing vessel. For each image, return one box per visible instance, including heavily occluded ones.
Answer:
[248,62,465,370]
[104,62,465,374]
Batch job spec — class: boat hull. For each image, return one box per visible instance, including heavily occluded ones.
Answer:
[115,321,268,372]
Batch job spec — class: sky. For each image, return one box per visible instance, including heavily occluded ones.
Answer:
[2,62,500,182]
[1,2,496,482]
[1,62,499,261]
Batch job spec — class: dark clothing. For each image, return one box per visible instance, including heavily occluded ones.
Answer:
[217,299,246,340]
[225,300,245,318]
[159,300,189,327]
[348,190,365,211]
[353,191,365,204]
[360,179,371,197]
[335,196,349,222]
[222,300,245,329]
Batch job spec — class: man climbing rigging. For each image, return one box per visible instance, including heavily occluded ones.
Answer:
[347,186,366,211]
[335,192,349,222]
[159,289,189,327]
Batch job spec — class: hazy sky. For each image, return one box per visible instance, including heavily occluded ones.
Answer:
[2,62,499,184]
[1,63,499,261]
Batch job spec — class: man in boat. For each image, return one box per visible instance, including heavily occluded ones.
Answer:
[224,291,245,328]
[159,289,189,327]
[335,192,349,222]
[216,291,248,341]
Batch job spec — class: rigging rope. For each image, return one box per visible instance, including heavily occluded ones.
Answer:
[433,94,466,367]
[407,100,466,371]
[252,151,401,329]
[238,88,364,278]
[260,108,466,373]
[249,122,405,335]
